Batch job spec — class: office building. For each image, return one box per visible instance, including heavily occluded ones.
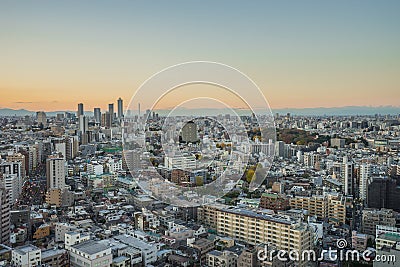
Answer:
[93,108,101,124]
[36,111,47,127]
[122,150,141,172]
[77,103,84,117]
[361,208,396,236]
[331,138,345,148]
[367,178,400,212]
[6,153,27,177]
[359,163,371,201]
[108,103,114,122]
[117,97,123,119]
[101,112,112,128]
[341,157,354,196]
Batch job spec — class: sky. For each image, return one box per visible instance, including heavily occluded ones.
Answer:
[0,0,399,112]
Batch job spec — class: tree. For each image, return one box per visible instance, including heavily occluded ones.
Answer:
[246,169,255,183]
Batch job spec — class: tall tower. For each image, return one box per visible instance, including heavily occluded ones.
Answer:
[117,98,123,119]
[0,186,10,245]
[108,103,114,123]
[138,103,141,117]
[77,103,84,117]
[341,156,354,196]
[359,163,371,201]
[79,115,88,133]
[46,154,66,190]
[94,108,101,124]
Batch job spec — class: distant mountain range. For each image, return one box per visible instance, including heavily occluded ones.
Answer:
[0,106,399,117]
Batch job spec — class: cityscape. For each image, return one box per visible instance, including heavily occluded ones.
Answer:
[0,99,399,267]
[1,1,400,267]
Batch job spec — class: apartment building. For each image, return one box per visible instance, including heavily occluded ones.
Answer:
[69,240,112,267]
[11,245,41,267]
[198,204,314,254]
[362,208,396,236]
[289,193,346,225]
[259,193,289,211]
[206,250,238,267]
[0,187,10,245]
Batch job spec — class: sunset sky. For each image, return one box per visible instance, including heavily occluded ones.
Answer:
[1,1,399,112]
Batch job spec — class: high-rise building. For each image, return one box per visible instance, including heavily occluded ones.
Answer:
[117,97,123,119]
[122,150,141,172]
[359,163,371,201]
[93,108,101,123]
[0,174,20,204]
[6,153,27,177]
[36,111,47,127]
[0,161,23,204]
[0,186,10,245]
[181,121,198,143]
[79,115,89,144]
[79,115,88,134]
[77,103,84,117]
[101,112,111,128]
[108,103,114,122]
[341,156,354,196]
[367,178,400,212]
[46,154,65,190]
[361,208,396,235]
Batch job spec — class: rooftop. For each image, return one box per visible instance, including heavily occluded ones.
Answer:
[72,240,110,255]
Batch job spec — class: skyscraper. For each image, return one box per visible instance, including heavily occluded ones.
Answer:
[77,103,84,117]
[94,108,101,123]
[117,97,123,119]
[341,156,354,196]
[359,163,371,201]
[102,112,111,128]
[79,115,88,134]
[108,103,114,123]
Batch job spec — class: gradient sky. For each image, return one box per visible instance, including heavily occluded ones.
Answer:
[1,0,399,112]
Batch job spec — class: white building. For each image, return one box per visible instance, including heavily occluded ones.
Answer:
[65,231,90,250]
[164,155,196,170]
[11,244,41,267]
[114,235,158,265]
[69,240,112,267]
[87,163,104,176]
[359,163,371,201]
[46,154,66,190]
[0,173,21,203]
